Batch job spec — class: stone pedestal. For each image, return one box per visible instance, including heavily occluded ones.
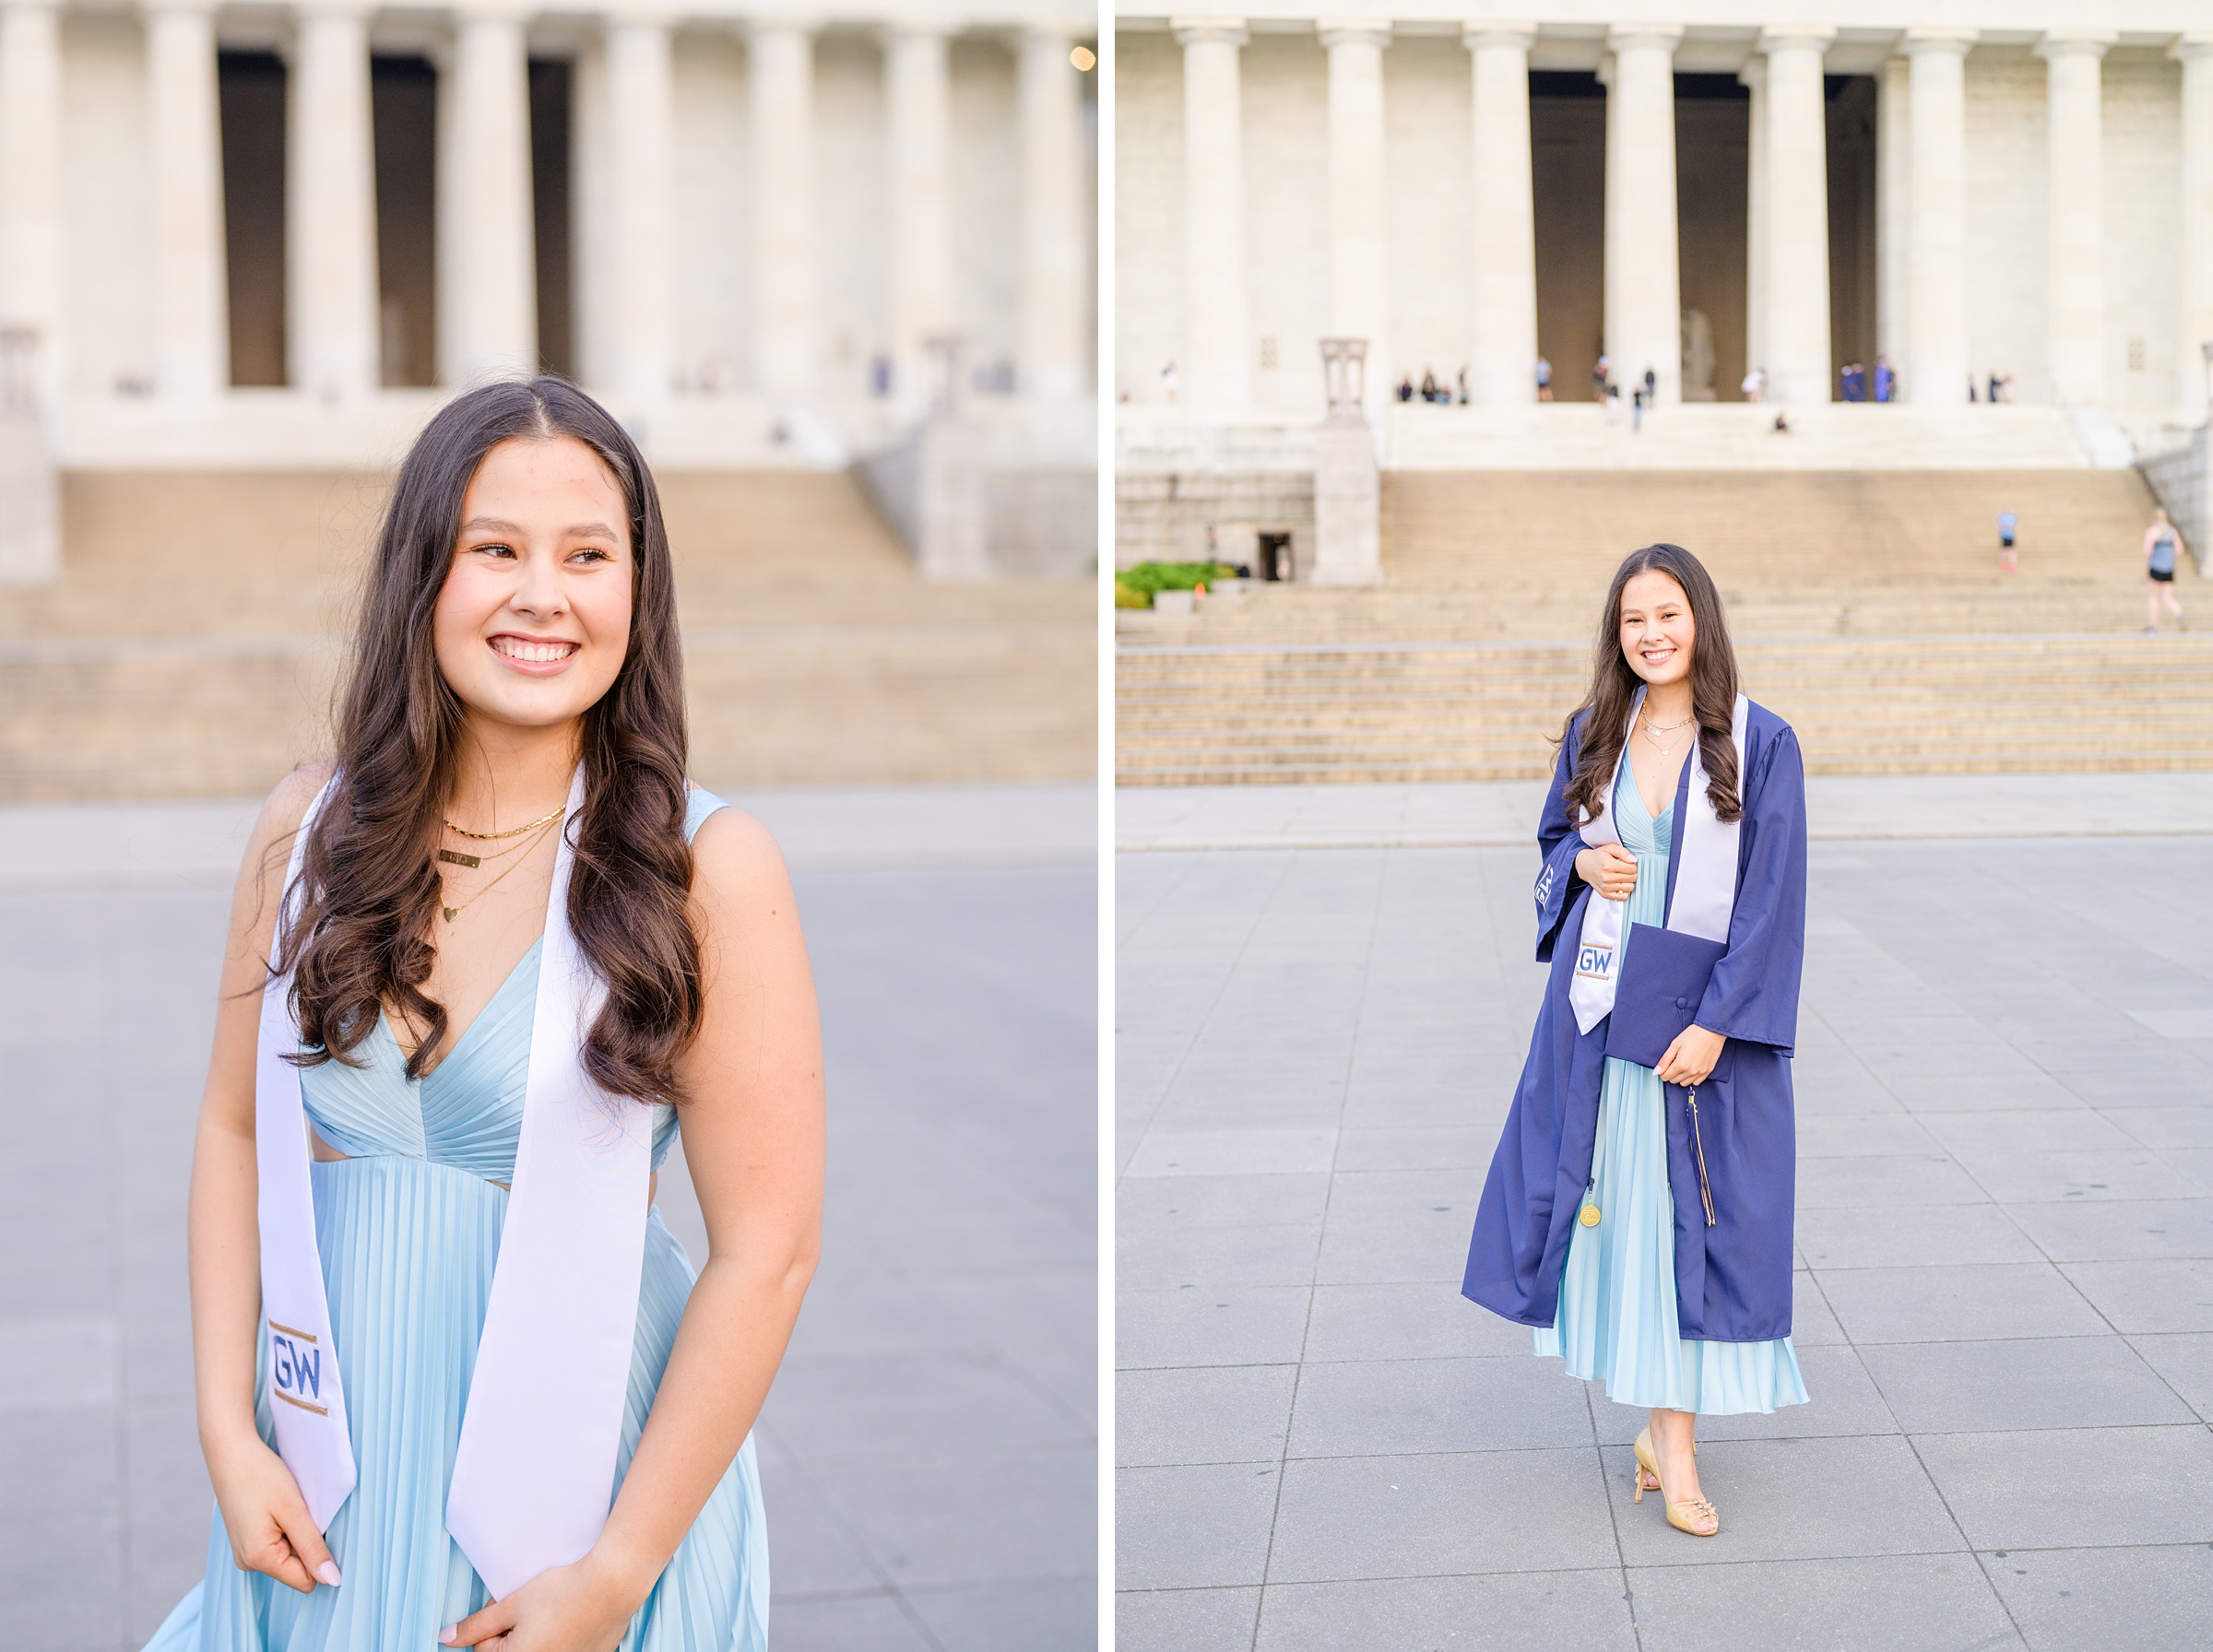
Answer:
[915,417,989,582]
[1312,419,1379,586]
[0,327,57,584]
[1312,339,1378,587]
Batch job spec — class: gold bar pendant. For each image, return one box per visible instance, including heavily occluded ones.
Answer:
[437,849,480,868]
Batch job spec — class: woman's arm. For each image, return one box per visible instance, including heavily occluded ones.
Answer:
[1533,714,1592,962]
[189,762,343,1595]
[1691,724,1808,1054]
[445,807,824,1648]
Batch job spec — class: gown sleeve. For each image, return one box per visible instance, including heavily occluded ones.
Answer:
[1533,714,1589,963]
[1693,721,1807,1055]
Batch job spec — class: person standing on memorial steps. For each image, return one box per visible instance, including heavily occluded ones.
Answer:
[1463,543,1809,1540]
[2146,505,2188,633]
[143,378,824,1649]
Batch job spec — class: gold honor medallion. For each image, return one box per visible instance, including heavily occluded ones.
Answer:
[1579,1204,1602,1228]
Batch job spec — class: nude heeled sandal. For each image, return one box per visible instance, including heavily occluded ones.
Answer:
[1633,1426,1719,1537]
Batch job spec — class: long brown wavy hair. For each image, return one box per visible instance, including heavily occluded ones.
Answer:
[1559,543,1743,826]
[273,377,701,1104]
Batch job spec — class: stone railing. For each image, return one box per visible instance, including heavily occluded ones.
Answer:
[2141,426,2211,575]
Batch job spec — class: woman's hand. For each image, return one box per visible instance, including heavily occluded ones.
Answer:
[204,1427,342,1596]
[1575,844,1639,903]
[440,1549,647,1649]
[1657,1024,1726,1088]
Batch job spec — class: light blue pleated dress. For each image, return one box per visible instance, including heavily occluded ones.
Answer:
[144,789,770,1651]
[1533,771,1808,1415]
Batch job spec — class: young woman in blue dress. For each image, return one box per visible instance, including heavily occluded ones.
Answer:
[1463,543,1811,1540]
[148,379,822,1648]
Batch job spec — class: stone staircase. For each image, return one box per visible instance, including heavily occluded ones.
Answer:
[1118,469,2213,784]
[0,470,1094,802]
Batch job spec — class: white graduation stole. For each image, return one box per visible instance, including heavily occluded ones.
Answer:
[254,776,357,1531]
[1566,688,1750,1035]
[257,769,654,1599]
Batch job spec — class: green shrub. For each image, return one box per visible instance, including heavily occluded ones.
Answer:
[1115,561,1240,608]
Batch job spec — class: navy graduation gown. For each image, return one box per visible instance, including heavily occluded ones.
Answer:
[1462,699,1808,1342]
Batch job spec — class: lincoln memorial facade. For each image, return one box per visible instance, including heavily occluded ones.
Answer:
[1116,2,2213,434]
[0,0,1095,467]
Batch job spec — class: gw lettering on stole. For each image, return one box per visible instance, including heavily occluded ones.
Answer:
[1574,941,1615,982]
[268,1319,329,1416]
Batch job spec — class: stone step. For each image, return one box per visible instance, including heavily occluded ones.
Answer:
[0,470,1094,802]
[1115,464,2209,785]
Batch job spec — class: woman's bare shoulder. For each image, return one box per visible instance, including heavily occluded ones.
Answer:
[238,761,337,896]
[689,804,796,907]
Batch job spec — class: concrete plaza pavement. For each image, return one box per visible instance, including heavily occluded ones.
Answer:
[0,783,1096,1652]
[1117,779,2213,1651]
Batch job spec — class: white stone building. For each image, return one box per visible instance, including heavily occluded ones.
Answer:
[1116,2,2213,430]
[0,0,1096,471]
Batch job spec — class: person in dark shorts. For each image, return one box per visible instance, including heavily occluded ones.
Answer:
[1997,510,2018,573]
[2145,506,2187,632]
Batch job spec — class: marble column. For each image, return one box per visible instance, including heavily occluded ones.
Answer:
[1738,56,1768,389]
[2170,34,2213,417]
[1904,29,1974,406]
[1602,25,1682,406]
[1018,29,1088,402]
[1465,21,1535,406]
[1734,57,1770,394]
[437,3,537,385]
[1876,55,1911,372]
[751,23,815,397]
[2038,31,2112,407]
[1173,18,1249,410]
[143,0,229,397]
[885,27,950,406]
[1320,19,1391,418]
[0,0,64,402]
[289,0,380,400]
[605,13,674,410]
[1760,26,1833,406]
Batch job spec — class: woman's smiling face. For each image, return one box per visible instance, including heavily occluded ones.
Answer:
[1618,568,1696,688]
[432,435,634,733]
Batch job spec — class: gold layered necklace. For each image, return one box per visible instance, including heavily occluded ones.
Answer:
[435,811,563,924]
[443,800,567,842]
[1639,711,1696,759]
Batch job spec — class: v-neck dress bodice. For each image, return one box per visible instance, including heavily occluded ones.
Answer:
[1532,769,1808,1415]
[298,939,680,1183]
[144,788,769,1652]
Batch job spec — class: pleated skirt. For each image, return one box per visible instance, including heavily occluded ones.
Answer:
[142,1154,770,1651]
[1534,1054,1808,1415]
